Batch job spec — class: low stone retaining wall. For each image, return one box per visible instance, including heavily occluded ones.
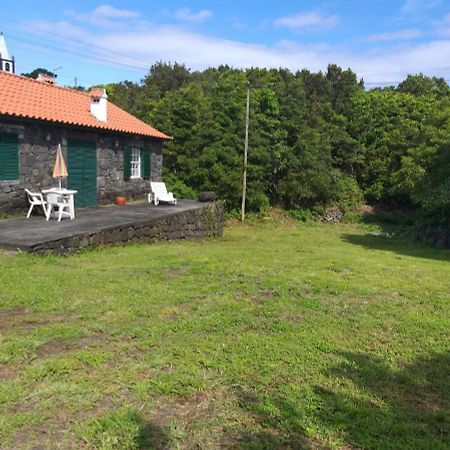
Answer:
[414,225,450,249]
[40,202,223,254]
[1,201,224,254]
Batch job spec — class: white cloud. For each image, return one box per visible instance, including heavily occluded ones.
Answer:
[366,28,422,42]
[274,11,339,32]
[21,6,450,87]
[402,0,420,14]
[94,27,450,85]
[435,13,450,36]
[349,40,450,84]
[28,20,91,41]
[91,4,139,19]
[175,8,213,23]
[96,26,294,69]
[65,4,140,27]
[401,0,442,16]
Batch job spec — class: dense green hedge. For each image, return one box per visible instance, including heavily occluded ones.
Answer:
[105,64,450,225]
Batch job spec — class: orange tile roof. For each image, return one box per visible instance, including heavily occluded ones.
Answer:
[0,71,171,139]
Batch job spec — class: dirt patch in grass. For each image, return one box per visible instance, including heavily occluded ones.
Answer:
[75,333,110,348]
[234,289,247,299]
[250,288,278,305]
[6,413,75,450]
[149,386,321,449]
[35,333,110,360]
[87,395,117,418]
[6,385,140,449]
[148,388,229,448]
[162,265,189,278]
[6,397,40,415]
[152,390,214,421]
[280,311,304,324]
[164,311,179,321]
[0,307,29,326]
[0,248,20,256]
[35,339,72,359]
[327,292,407,318]
[159,304,191,322]
[0,362,17,380]
[235,288,278,305]
[0,309,77,333]
[136,367,158,380]
[77,387,137,421]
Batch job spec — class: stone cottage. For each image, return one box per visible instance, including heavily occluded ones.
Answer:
[0,66,171,212]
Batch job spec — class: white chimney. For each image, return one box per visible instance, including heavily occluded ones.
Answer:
[89,88,108,122]
[37,73,56,84]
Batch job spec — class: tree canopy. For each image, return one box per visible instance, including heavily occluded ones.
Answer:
[106,62,450,225]
[21,67,56,79]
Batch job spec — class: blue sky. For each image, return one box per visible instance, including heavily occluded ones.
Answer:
[1,0,450,87]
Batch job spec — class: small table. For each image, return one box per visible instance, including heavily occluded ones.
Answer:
[42,188,78,220]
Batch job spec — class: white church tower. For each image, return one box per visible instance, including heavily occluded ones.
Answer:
[0,32,15,73]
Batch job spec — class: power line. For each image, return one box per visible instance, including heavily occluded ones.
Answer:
[8,39,143,85]
[0,15,158,81]
[0,14,149,63]
[5,29,149,71]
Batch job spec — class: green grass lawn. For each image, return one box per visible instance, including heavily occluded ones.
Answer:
[0,218,449,449]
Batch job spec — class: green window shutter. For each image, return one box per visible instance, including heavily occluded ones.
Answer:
[142,150,151,180]
[0,133,19,181]
[123,147,131,181]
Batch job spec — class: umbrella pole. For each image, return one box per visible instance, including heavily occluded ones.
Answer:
[59,178,62,190]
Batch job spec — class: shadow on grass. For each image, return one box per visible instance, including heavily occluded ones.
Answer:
[80,407,172,450]
[222,352,449,449]
[224,386,315,449]
[314,351,450,449]
[342,233,450,262]
[137,421,171,449]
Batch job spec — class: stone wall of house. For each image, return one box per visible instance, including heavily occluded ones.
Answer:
[96,136,163,204]
[0,122,64,211]
[0,119,165,212]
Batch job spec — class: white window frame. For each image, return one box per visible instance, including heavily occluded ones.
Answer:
[130,148,141,179]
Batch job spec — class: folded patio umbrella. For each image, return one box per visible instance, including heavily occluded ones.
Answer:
[53,143,68,190]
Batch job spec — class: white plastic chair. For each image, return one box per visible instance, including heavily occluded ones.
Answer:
[148,182,177,205]
[25,188,48,218]
[45,192,72,222]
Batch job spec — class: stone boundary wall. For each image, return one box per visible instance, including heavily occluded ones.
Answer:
[27,202,224,254]
[414,226,450,249]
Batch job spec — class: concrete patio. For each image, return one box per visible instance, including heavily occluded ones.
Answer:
[0,200,224,254]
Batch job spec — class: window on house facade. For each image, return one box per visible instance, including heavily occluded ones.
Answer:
[124,147,151,181]
[130,148,141,178]
[0,132,19,181]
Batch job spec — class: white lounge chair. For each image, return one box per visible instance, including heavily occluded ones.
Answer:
[45,192,72,222]
[148,182,177,205]
[25,189,48,218]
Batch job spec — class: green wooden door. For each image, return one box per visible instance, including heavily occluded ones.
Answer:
[67,140,97,207]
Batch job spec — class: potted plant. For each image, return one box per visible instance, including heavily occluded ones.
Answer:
[115,196,126,206]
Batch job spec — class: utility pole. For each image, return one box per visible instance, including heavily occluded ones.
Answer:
[241,84,250,222]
